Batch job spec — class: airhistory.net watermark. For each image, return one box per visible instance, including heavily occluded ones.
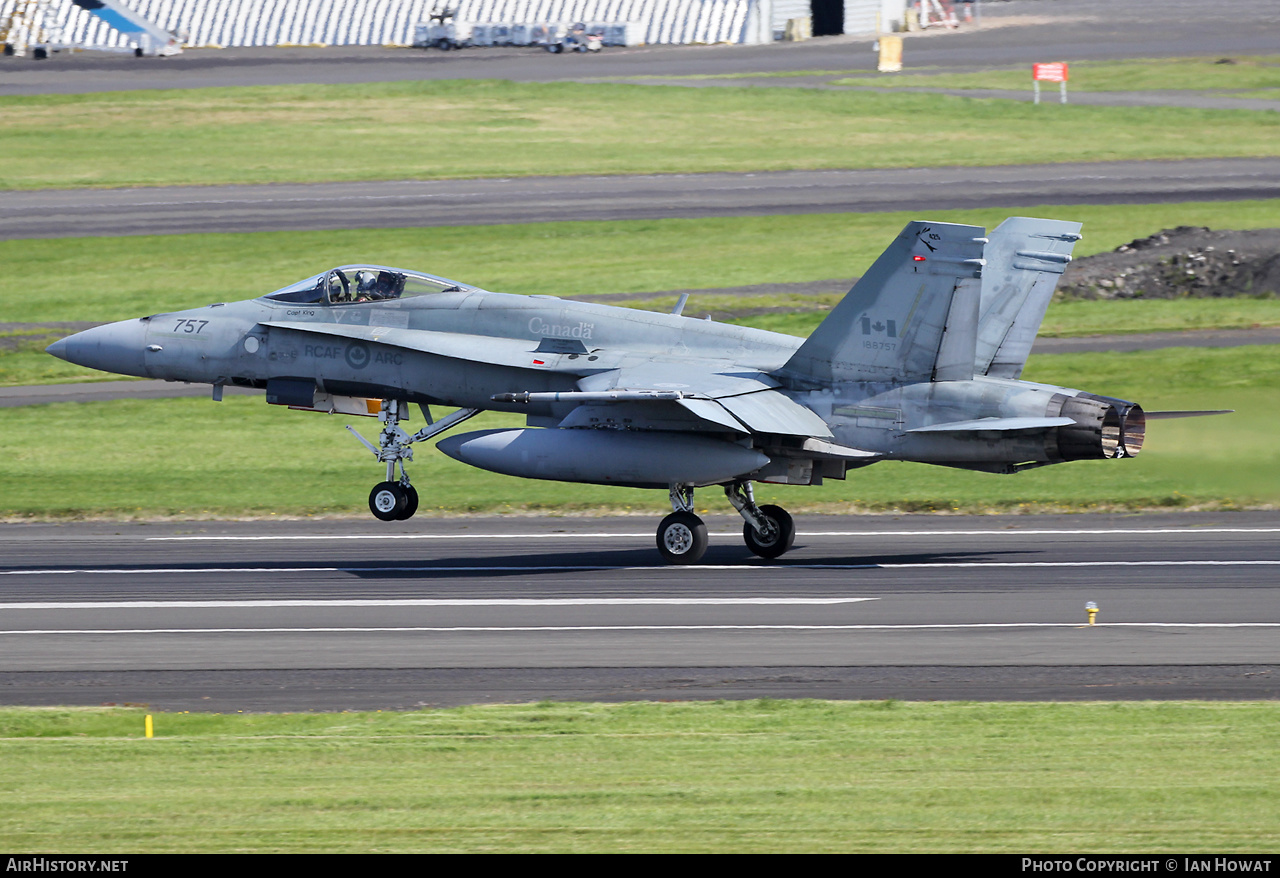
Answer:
[6,860,128,872]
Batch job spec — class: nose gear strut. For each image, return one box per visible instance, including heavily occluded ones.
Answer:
[347,400,481,521]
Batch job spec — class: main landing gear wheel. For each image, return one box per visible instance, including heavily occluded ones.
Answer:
[656,511,708,565]
[743,504,795,559]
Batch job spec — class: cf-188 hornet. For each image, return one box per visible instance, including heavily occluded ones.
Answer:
[48,218,1221,563]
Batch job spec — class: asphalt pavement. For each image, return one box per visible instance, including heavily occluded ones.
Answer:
[1,512,1276,709]
[7,159,1280,240]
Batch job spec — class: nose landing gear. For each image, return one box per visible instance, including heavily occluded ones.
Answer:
[348,400,480,522]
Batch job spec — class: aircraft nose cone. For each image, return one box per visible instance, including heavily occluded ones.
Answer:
[44,336,70,360]
[46,320,150,378]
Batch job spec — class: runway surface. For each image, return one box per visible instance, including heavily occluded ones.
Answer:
[7,158,1280,240]
[1,512,1276,709]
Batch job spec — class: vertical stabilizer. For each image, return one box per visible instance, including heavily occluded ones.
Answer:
[975,217,1082,379]
[781,221,987,385]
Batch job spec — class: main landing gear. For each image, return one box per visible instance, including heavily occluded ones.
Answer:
[655,480,795,565]
[348,400,480,522]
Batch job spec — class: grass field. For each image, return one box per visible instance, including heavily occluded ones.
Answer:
[824,55,1280,93]
[1,701,1275,853]
[3,79,1280,190]
[635,55,1280,92]
[828,56,1280,94]
[1,345,1273,519]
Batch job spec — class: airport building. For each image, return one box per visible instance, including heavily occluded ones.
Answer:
[2,0,906,51]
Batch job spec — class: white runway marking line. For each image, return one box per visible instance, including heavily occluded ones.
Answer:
[5,622,1279,636]
[0,597,878,610]
[4,560,1279,577]
[146,527,1280,541]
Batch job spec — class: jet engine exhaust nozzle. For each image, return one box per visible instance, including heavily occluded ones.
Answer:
[1051,394,1145,461]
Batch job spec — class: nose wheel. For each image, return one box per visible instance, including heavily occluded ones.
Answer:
[369,481,419,522]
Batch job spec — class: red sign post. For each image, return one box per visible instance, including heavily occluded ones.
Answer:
[1033,62,1069,104]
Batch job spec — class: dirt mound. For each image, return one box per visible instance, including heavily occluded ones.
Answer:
[1057,227,1280,300]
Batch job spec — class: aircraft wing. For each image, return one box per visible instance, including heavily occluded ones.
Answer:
[579,361,834,438]
[712,389,834,438]
[506,360,840,440]
[266,320,843,441]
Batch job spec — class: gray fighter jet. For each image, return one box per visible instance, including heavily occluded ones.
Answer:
[47,218,1213,563]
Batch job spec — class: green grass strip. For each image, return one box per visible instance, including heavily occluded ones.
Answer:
[0,702,1276,852]
[828,55,1280,93]
[3,80,1280,189]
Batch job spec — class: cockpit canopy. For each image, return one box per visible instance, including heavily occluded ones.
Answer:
[263,265,473,306]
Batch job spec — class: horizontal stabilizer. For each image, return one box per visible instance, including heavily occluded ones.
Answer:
[907,416,1075,433]
[798,437,880,459]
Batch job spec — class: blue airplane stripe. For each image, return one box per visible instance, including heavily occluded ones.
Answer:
[88,9,149,34]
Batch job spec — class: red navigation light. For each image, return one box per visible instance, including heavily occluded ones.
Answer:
[913,255,927,262]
